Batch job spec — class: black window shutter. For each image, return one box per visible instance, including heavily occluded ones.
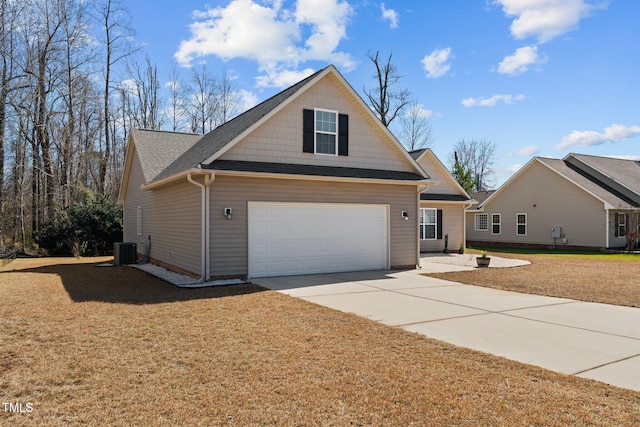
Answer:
[437,209,443,240]
[338,113,349,156]
[303,109,314,153]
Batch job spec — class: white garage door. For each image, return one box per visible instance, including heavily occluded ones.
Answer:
[248,202,389,278]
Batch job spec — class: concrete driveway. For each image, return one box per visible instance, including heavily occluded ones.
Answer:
[255,268,640,392]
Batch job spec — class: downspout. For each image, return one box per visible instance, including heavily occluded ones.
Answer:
[605,208,610,249]
[463,202,474,252]
[187,173,215,282]
[416,184,431,268]
[204,175,214,280]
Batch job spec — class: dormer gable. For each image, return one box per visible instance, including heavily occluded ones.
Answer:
[412,148,471,198]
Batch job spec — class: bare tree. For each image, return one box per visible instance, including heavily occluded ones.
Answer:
[58,0,93,209]
[125,55,162,130]
[0,0,25,246]
[22,0,72,222]
[396,100,433,151]
[216,67,240,125]
[166,62,185,132]
[449,139,497,192]
[95,0,137,194]
[363,50,410,128]
[184,63,217,134]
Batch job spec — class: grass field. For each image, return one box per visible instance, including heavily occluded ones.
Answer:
[1,257,639,425]
[428,248,640,307]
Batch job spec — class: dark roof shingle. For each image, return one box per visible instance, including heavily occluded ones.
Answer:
[151,68,327,183]
[205,160,426,181]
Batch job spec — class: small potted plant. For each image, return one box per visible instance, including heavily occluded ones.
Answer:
[458,242,465,254]
[443,234,449,254]
[476,250,491,268]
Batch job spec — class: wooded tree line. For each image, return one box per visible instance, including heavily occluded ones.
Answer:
[0,0,242,252]
[0,0,494,254]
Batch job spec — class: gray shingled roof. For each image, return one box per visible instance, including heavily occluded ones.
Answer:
[205,160,425,181]
[469,190,495,209]
[570,153,640,197]
[537,157,639,208]
[409,148,427,160]
[420,193,472,202]
[149,67,327,184]
[130,128,203,183]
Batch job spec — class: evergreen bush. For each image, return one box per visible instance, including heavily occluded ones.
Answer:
[37,192,123,256]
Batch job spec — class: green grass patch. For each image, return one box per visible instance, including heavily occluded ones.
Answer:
[467,245,639,261]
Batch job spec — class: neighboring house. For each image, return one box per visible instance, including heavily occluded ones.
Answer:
[118,65,431,280]
[410,149,474,253]
[466,153,640,249]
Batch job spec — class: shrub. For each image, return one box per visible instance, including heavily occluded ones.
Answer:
[37,192,123,256]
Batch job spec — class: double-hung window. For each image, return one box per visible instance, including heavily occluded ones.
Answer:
[616,213,627,237]
[475,213,488,231]
[419,208,437,240]
[315,109,337,155]
[303,109,348,156]
[516,213,527,235]
[492,213,501,235]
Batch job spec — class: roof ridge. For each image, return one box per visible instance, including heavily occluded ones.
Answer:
[132,127,201,137]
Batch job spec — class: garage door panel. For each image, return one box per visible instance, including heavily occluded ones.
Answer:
[249,203,388,278]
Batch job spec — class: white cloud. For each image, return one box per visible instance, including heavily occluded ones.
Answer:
[237,89,260,111]
[556,124,640,150]
[118,78,138,94]
[507,163,523,174]
[421,47,452,78]
[494,0,603,43]
[517,144,540,156]
[606,154,640,161]
[414,104,434,119]
[381,3,398,29]
[498,45,547,75]
[462,93,525,107]
[174,0,354,88]
[254,67,315,88]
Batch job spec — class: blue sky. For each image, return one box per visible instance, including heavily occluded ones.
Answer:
[128,0,639,187]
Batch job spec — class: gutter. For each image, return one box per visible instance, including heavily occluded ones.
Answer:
[187,172,215,282]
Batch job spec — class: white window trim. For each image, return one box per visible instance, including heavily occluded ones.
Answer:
[419,208,437,240]
[491,213,501,235]
[616,213,627,237]
[137,206,143,236]
[474,213,488,231]
[314,108,338,156]
[516,213,527,236]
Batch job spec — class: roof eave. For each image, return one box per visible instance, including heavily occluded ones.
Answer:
[209,168,431,186]
[141,168,214,191]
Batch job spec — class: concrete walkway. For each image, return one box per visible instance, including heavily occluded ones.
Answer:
[255,265,640,392]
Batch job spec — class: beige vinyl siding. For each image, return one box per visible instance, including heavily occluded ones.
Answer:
[466,161,606,247]
[419,203,465,252]
[416,153,461,195]
[219,74,413,173]
[123,147,202,275]
[209,175,418,277]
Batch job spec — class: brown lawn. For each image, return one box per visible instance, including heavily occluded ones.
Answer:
[427,251,640,307]
[1,257,639,426]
